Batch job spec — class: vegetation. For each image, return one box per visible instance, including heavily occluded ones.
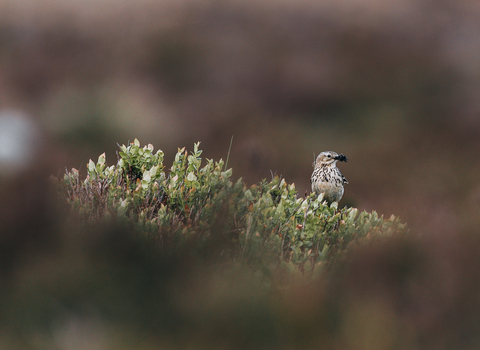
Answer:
[60,139,407,278]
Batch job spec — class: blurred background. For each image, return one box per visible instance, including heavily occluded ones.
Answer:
[1,0,480,348]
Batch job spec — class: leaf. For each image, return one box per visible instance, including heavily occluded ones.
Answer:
[244,190,254,201]
[150,165,159,177]
[222,168,233,178]
[98,153,106,165]
[187,172,197,182]
[143,171,151,183]
[88,159,95,173]
[348,208,358,220]
[274,203,285,219]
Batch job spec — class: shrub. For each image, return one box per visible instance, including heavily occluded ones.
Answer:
[59,139,407,273]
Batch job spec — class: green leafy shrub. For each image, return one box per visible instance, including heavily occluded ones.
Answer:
[60,139,407,272]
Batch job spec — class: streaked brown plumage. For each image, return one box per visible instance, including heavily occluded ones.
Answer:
[311,151,348,204]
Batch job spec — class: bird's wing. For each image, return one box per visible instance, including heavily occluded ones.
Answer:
[336,168,348,184]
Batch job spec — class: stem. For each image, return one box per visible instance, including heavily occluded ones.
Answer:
[224,135,234,170]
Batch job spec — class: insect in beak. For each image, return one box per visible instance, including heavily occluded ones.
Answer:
[335,154,348,162]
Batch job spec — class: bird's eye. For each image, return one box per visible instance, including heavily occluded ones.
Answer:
[327,154,331,158]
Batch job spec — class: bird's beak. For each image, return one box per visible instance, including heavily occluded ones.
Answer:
[335,154,348,162]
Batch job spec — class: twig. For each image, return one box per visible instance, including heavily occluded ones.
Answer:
[224,135,234,170]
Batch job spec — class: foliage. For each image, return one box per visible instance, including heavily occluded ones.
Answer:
[60,139,407,273]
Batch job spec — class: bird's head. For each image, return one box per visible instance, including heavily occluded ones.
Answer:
[313,151,348,167]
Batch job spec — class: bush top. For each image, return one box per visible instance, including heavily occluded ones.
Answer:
[60,139,407,272]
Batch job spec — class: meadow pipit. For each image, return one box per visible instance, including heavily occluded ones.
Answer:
[311,151,348,204]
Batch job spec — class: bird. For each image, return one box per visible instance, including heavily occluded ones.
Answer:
[311,151,348,204]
